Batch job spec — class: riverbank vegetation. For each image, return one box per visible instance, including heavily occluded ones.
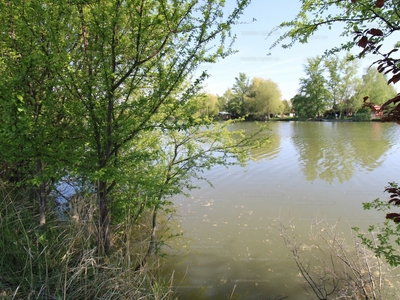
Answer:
[0,185,176,299]
[0,0,266,298]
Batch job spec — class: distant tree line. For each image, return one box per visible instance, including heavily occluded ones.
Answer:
[201,54,396,121]
[200,73,291,120]
[291,54,398,119]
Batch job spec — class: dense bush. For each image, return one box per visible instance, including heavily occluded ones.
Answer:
[353,108,372,122]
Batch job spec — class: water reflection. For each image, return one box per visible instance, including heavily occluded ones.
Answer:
[227,121,400,183]
[225,121,281,161]
[163,121,400,299]
[290,122,397,183]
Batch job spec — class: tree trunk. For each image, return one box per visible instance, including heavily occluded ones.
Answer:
[36,159,47,227]
[98,180,111,254]
[38,181,47,227]
[135,205,158,271]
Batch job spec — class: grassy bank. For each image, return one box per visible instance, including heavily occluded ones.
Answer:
[0,184,175,300]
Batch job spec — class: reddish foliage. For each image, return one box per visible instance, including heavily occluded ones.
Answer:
[357,36,368,48]
[386,213,400,219]
[388,74,400,85]
[352,13,400,123]
[367,28,384,36]
[380,94,400,123]
[383,186,400,223]
[351,0,400,235]
[389,198,400,204]
[375,0,385,8]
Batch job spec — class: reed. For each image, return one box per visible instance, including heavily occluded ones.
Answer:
[0,185,175,300]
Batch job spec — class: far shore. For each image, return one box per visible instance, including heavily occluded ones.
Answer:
[220,117,383,122]
[269,118,382,122]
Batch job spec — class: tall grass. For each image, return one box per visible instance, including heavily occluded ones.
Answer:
[0,185,175,300]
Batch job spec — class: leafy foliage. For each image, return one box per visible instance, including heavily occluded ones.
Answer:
[280,99,292,116]
[324,54,361,117]
[291,54,396,119]
[354,183,400,267]
[227,72,250,118]
[222,73,285,119]
[0,0,257,255]
[352,107,372,121]
[244,77,282,119]
[292,56,330,118]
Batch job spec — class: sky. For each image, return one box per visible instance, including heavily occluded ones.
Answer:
[198,0,399,100]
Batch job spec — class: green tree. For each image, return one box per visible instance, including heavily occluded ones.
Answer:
[0,0,253,254]
[0,0,86,226]
[324,54,361,117]
[296,57,330,118]
[205,93,220,117]
[228,72,250,118]
[244,77,282,119]
[217,95,227,112]
[219,88,234,112]
[356,68,398,106]
[194,93,219,118]
[291,94,311,119]
[281,99,292,116]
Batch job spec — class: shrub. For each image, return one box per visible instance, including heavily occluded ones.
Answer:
[353,108,372,122]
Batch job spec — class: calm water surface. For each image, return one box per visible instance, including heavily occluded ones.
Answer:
[163,121,400,299]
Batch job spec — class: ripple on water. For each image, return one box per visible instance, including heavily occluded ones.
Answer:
[166,122,400,300]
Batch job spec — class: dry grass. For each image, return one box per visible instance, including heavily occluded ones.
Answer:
[0,185,176,300]
[277,216,400,300]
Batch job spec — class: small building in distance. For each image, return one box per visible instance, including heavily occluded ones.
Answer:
[218,111,232,120]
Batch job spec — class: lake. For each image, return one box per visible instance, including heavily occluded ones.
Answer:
[162,121,400,299]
